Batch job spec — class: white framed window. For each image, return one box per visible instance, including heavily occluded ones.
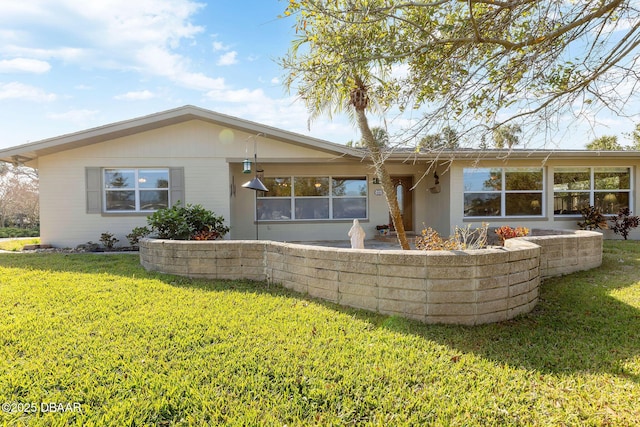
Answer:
[553,167,632,215]
[256,176,368,221]
[463,167,544,218]
[103,168,170,212]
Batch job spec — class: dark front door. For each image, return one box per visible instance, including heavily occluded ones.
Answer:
[389,176,413,232]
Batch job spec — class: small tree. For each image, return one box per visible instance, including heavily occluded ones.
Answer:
[609,208,640,240]
[577,206,608,230]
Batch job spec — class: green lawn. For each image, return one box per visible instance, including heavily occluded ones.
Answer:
[0,241,639,426]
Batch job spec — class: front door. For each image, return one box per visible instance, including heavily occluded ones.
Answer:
[389,176,413,232]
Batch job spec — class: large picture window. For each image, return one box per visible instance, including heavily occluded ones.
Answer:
[257,176,367,221]
[463,168,544,217]
[553,167,631,215]
[104,168,170,212]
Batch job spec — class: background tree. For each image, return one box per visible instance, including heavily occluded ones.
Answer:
[586,135,622,151]
[493,124,522,149]
[347,127,389,148]
[624,123,640,150]
[283,0,639,145]
[418,126,460,150]
[0,164,39,228]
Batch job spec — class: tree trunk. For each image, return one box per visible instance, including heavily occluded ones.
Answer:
[354,108,411,250]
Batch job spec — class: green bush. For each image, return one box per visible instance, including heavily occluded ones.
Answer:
[126,226,151,246]
[0,227,39,238]
[146,202,229,240]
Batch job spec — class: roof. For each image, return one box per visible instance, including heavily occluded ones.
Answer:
[0,105,360,165]
[1,105,638,166]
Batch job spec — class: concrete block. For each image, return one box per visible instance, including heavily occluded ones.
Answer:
[475,310,508,325]
[339,281,377,297]
[378,299,426,319]
[428,279,475,291]
[427,266,476,279]
[427,303,475,316]
[380,276,427,291]
[339,293,377,311]
[428,290,475,304]
[476,298,509,315]
[308,285,338,303]
[379,287,426,303]
[476,286,509,302]
[339,272,379,287]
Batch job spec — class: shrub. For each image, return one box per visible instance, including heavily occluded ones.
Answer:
[495,225,529,244]
[146,202,229,240]
[99,232,119,250]
[416,223,488,250]
[578,205,608,230]
[0,227,39,238]
[126,226,151,246]
[609,208,640,240]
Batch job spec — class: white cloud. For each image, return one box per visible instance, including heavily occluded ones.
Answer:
[0,0,229,92]
[270,77,280,85]
[0,58,51,74]
[0,82,56,101]
[114,90,155,100]
[217,51,238,66]
[213,41,229,51]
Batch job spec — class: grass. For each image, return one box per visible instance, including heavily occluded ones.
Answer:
[0,238,40,252]
[0,241,639,426]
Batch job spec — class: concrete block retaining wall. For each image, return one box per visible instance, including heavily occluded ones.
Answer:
[139,230,602,326]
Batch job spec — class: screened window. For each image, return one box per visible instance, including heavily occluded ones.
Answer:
[463,168,544,217]
[257,176,367,220]
[104,168,169,212]
[553,167,631,215]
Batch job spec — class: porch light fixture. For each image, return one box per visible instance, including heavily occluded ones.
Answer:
[242,158,252,174]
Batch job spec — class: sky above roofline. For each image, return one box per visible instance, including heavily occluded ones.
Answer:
[0,0,638,152]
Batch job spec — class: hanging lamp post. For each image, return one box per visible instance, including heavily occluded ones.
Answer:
[242,136,268,239]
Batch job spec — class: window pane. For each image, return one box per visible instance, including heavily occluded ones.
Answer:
[105,170,134,188]
[140,190,169,210]
[295,198,329,219]
[553,168,590,191]
[464,193,501,217]
[463,168,501,191]
[333,198,367,219]
[595,192,629,214]
[506,193,543,216]
[295,177,329,196]
[594,168,630,190]
[139,170,169,189]
[332,177,367,196]
[259,177,291,197]
[553,192,590,215]
[505,169,543,191]
[258,199,292,220]
[105,190,135,211]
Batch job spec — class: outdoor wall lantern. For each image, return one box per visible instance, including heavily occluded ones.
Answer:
[242,158,252,174]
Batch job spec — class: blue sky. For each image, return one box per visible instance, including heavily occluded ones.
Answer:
[0,0,637,151]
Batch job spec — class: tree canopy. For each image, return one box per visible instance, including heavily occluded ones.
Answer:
[586,135,623,150]
[282,0,640,146]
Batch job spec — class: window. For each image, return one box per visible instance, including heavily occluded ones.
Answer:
[257,176,367,220]
[553,167,631,215]
[463,168,544,217]
[104,168,170,212]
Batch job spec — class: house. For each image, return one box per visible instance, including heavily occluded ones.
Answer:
[0,105,638,247]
